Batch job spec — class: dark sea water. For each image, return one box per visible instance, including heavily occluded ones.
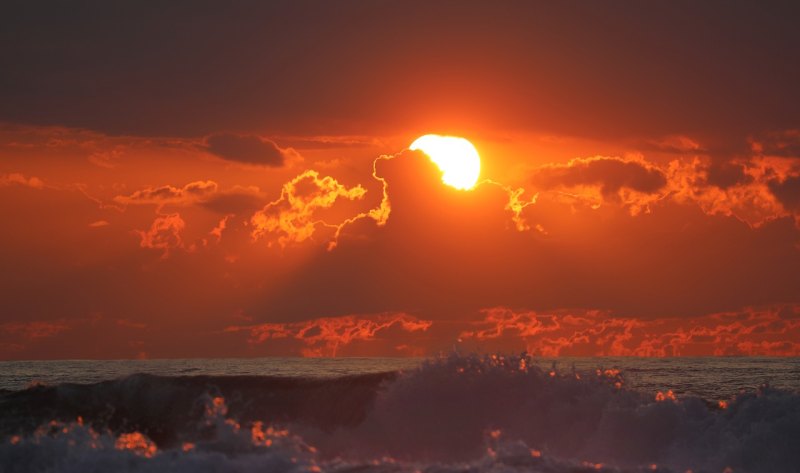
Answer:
[1,355,799,473]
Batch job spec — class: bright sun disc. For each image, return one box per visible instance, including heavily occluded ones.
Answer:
[410,134,481,190]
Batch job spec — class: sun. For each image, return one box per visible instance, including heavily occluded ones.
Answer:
[409,134,481,190]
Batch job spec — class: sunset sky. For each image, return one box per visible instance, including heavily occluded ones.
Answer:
[1,1,799,359]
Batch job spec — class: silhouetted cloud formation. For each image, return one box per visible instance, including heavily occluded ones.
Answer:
[205,134,285,166]
[532,157,667,200]
[769,176,800,212]
[114,181,219,206]
[704,161,753,190]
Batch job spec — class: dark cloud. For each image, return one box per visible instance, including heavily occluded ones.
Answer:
[753,130,800,157]
[531,157,667,199]
[205,134,285,166]
[704,161,753,189]
[768,175,800,212]
[114,181,218,206]
[199,188,265,215]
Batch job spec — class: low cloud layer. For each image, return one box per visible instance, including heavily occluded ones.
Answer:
[225,313,432,357]
[458,305,800,356]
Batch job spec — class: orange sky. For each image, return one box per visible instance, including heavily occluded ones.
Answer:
[1,1,799,359]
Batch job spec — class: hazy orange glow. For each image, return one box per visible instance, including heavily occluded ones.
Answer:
[410,134,481,190]
[1,2,799,360]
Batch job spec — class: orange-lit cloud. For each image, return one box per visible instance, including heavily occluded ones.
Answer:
[530,156,669,216]
[136,213,186,256]
[250,170,368,247]
[208,214,232,243]
[114,181,219,207]
[478,179,538,231]
[521,150,800,229]
[216,304,800,358]
[225,313,432,357]
[458,305,800,356]
[666,155,798,227]
[0,172,44,189]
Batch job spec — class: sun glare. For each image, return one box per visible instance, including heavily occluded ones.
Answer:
[410,134,481,190]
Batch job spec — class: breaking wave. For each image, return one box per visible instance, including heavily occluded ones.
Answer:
[1,354,799,473]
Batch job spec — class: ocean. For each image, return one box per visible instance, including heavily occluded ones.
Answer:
[1,355,799,473]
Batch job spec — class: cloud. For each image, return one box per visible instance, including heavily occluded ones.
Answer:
[533,156,668,198]
[250,169,369,247]
[703,160,753,189]
[0,315,157,359]
[238,148,800,324]
[208,215,232,244]
[515,148,798,228]
[0,172,44,189]
[136,213,186,256]
[205,133,286,166]
[0,320,70,340]
[667,155,798,227]
[117,180,267,219]
[751,129,800,157]
[224,313,432,357]
[114,181,219,207]
[198,186,265,214]
[530,156,667,214]
[87,149,123,169]
[643,135,704,154]
[458,305,800,356]
[768,175,800,213]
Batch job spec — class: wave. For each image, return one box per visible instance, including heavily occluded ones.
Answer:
[1,354,799,473]
[0,371,395,447]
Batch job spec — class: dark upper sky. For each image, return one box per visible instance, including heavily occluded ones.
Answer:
[2,1,799,142]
